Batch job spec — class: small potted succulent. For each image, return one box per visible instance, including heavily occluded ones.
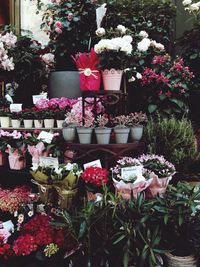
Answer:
[10,112,22,128]
[138,154,176,197]
[22,108,35,128]
[95,114,112,144]
[128,112,148,142]
[113,115,130,144]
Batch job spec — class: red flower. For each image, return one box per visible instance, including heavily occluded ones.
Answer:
[13,234,37,256]
[81,167,109,187]
[165,91,172,97]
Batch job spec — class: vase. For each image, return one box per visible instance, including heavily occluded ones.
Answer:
[56,119,65,128]
[102,69,123,91]
[130,125,143,142]
[34,119,43,128]
[62,126,76,142]
[114,127,130,144]
[23,119,33,129]
[95,128,112,144]
[0,152,6,166]
[165,252,197,267]
[8,155,26,170]
[77,127,93,144]
[11,119,21,128]
[0,116,10,128]
[44,119,55,128]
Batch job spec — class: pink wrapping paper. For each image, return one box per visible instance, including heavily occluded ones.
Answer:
[73,49,101,91]
[8,155,26,170]
[113,178,152,200]
[28,142,45,165]
[146,173,172,198]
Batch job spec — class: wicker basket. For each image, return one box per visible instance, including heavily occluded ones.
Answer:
[165,252,197,267]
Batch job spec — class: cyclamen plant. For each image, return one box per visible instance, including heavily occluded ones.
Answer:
[138,154,176,178]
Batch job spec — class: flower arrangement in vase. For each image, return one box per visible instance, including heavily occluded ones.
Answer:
[138,154,176,197]
[127,112,148,142]
[113,115,130,144]
[111,157,152,199]
[95,114,112,144]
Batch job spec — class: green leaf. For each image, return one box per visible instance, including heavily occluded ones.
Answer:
[148,104,157,113]
[159,94,166,101]
[170,98,184,108]
[113,234,126,244]
[78,221,87,238]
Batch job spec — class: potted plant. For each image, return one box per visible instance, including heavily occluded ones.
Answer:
[128,112,148,142]
[95,114,112,144]
[10,111,22,128]
[0,108,11,128]
[111,157,152,199]
[22,108,35,128]
[138,154,176,197]
[76,113,95,144]
[94,25,133,91]
[33,108,44,129]
[0,130,9,166]
[62,111,79,143]
[43,108,55,129]
[54,108,66,128]
[113,115,130,144]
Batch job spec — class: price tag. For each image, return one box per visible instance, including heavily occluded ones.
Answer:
[121,166,142,181]
[37,131,54,144]
[10,104,22,112]
[84,159,102,169]
[39,156,59,168]
[32,94,47,105]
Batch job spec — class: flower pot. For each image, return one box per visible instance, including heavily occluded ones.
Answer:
[34,119,43,128]
[130,125,143,142]
[114,127,130,144]
[95,127,112,144]
[44,119,55,128]
[23,119,33,129]
[0,116,10,128]
[165,252,197,267]
[11,119,21,128]
[146,175,172,198]
[56,119,65,128]
[77,127,93,144]
[62,126,76,142]
[8,155,26,170]
[102,69,123,91]
[0,152,6,166]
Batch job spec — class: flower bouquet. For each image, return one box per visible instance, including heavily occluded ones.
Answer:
[81,167,109,201]
[111,157,152,199]
[138,154,176,197]
[27,142,45,167]
[73,49,101,91]
[0,130,10,166]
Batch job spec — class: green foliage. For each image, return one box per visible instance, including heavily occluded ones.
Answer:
[144,115,200,171]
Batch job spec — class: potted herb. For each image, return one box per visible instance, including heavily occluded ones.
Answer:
[113,115,130,144]
[138,154,176,197]
[95,114,112,144]
[10,111,22,128]
[128,112,148,142]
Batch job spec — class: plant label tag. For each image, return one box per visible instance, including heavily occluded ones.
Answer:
[121,166,142,181]
[32,94,47,105]
[3,220,14,232]
[39,156,59,168]
[84,159,102,169]
[10,104,22,112]
[37,131,54,144]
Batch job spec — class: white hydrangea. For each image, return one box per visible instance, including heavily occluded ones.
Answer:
[116,25,126,34]
[137,38,151,52]
[182,0,192,6]
[0,32,17,49]
[139,31,149,39]
[123,35,133,43]
[95,27,106,37]
[151,40,165,51]
[42,53,55,66]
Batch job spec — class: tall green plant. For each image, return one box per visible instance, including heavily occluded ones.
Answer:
[144,115,200,171]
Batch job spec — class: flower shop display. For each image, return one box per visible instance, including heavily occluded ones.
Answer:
[113,115,130,144]
[111,157,152,199]
[138,154,176,197]
[94,114,112,144]
[73,49,101,91]
[128,112,148,142]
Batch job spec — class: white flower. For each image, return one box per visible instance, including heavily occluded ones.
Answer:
[190,3,200,10]
[136,72,142,79]
[123,35,133,43]
[182,0,192,6]
[42,53,55,66]
[95,27,106,37]
[139,31,149,39]
[116,25,126,34]
[120,43,133,54]
[65,163,73,171]
[128,76,136,82]
[137,38,151,52]
[151,40,165,51]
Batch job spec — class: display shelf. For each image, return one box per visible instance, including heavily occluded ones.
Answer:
[0,127,62,132]
[64,142,145,168]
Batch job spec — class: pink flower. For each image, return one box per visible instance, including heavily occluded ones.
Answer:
[55,27,62,34]
[35,99,49,109]
[48,17,54,25]
[55,21,62,28]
